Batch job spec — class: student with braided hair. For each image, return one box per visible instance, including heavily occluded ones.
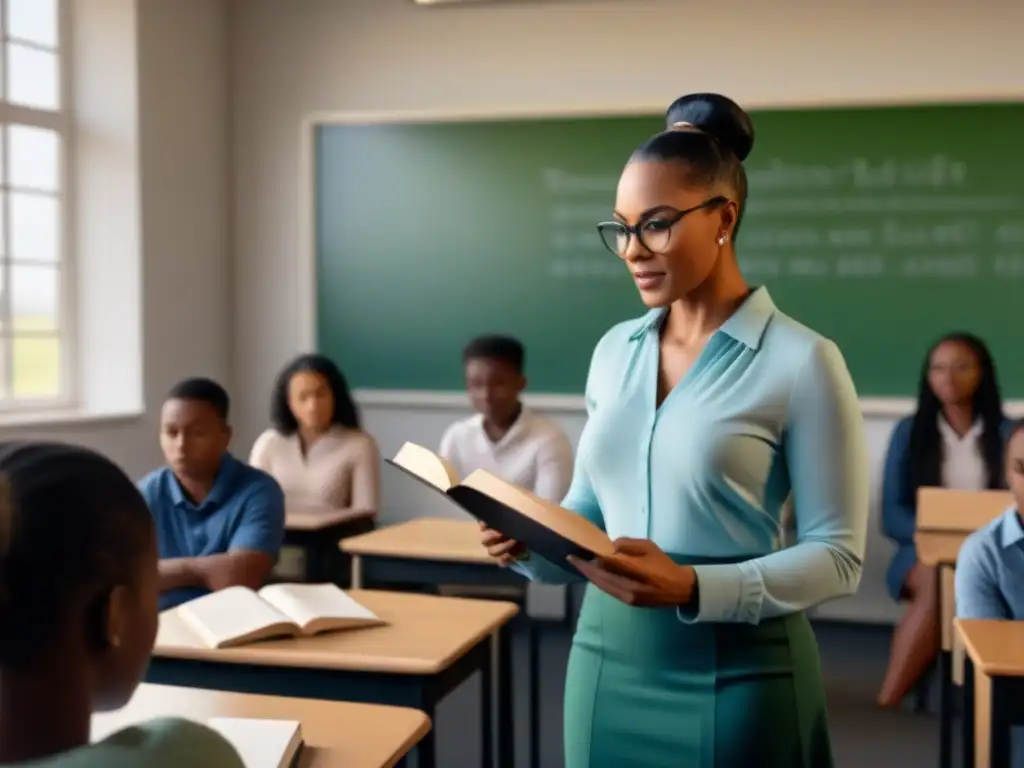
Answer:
[0,441,242,766]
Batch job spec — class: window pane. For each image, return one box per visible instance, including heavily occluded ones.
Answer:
[10,263,58,331]
[7,0,59,48]
[12,335,59,398]
[7,44,58,110]
[10,125,59,191]
[10,193,58,262]
[0,266,6,331]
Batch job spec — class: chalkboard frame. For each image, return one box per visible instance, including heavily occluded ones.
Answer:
[299,101,1024,419]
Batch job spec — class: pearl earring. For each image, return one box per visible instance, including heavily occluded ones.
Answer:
[717,234,728,246]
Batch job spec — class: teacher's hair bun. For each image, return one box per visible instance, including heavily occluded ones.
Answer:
[664,93,755,162]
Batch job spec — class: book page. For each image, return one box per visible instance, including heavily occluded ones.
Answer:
[462,470,614,556]
[390,442,460,491]
[208,718,302,768]
[178,586,295,648]
[258,583,380,632]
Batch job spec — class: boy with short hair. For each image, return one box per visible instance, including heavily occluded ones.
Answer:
[439,335,574,502]
[138,377,285,609]
[955,420,1024,619]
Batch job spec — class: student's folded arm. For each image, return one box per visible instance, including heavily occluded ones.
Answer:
[532,433,575,503]
[157,557,207,593]
[682,339,869,624]
[345,433,381,516]
[201,478,287,592]
[954,531,1010,619]
[880,418,917,545]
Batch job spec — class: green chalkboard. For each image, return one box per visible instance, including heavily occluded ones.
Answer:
[315,103,1024,398]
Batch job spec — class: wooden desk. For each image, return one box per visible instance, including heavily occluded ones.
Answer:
[148,589,518,768]
[341,518,546,768]
[284,504,374,583]
[915,487,1011,768]
[957,619,1024,768]
[94,683,430,768]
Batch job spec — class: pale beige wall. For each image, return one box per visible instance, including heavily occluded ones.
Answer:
[228,0,1024,623]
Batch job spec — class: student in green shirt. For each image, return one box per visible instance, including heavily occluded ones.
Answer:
[0,441,243,767]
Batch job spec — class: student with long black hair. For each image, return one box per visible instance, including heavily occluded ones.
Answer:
[878,332,1008,707]
[251,354,380,522]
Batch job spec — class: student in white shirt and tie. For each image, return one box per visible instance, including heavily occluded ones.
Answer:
[439,334,574,503]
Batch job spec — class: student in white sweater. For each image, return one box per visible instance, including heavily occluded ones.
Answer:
[250,354,380,526]
[439,335,574,502]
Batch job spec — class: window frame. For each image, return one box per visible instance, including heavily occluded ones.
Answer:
[0,0,74,412]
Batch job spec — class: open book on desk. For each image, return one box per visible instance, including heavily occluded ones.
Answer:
[386,442,613,577]
[178,583,384,649]
[209,718,303,768]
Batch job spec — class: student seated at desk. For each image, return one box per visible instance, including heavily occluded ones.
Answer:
[140,378,285,610]
[878,332,1008,707]
[0,441,243,767]
[956,420,1024,620]
[250,353,380,526]
[440,335,573,502]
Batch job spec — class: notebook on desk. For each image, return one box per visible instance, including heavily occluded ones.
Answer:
[209,718,303,768]
[386,442,613,576]
[178,582,384,649]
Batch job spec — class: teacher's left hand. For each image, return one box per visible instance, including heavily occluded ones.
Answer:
[568,538,696,608]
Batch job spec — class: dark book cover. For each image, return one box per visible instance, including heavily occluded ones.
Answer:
[385,460,600,577]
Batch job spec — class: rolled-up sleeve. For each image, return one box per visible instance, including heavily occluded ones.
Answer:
[684,339,869,624]
[532,432,575,504]
[229,477,286,558]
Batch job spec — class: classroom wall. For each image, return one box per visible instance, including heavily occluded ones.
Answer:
[229,0,1024,623]
[0,0,232,477]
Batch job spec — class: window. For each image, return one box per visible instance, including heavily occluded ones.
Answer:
[0,0,67,408]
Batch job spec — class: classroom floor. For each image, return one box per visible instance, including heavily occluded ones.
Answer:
[432,617,945,768]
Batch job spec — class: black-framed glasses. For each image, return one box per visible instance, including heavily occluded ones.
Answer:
[595,196,729,257]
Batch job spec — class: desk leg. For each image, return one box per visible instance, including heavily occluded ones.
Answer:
[481,632,494,768]
[528,619,540,768]
[938,564,953,768]
[990,678,1012,768]
[415,721,437,768]
[939,649,953,767]
[497,628,514,768]
[350,555,362,589]
[963,655,975,768]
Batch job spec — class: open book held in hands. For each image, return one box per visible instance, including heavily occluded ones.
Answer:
[178,583,384,649]
[387,442,613,576]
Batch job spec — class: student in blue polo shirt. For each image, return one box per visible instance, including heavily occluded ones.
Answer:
[139,378,285,610]
[956,419,1024,620]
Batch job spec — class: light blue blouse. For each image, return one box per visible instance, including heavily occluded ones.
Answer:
[514,287,869,624]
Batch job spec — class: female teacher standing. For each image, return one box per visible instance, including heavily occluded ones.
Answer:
[481,93,868,767]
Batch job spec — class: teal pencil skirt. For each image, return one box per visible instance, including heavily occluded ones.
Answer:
[563,556,833,768]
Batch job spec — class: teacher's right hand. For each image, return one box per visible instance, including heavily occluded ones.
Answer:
[479,521,527,567]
